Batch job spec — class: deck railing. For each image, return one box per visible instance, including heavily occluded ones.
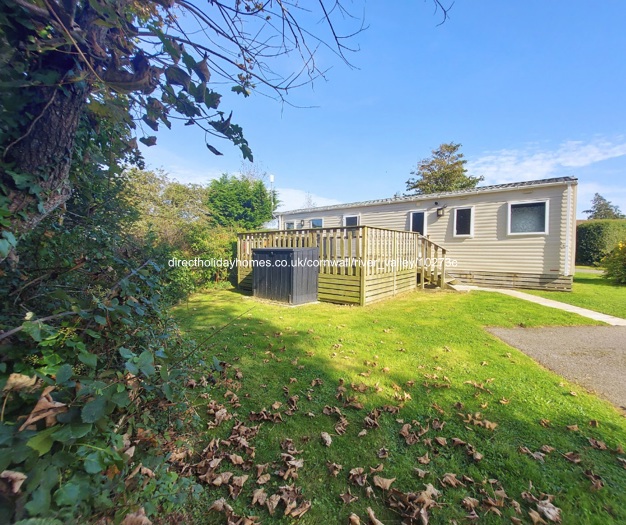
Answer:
[237,226,446,304]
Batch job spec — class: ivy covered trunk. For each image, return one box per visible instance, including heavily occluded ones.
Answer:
[2,83,87,241]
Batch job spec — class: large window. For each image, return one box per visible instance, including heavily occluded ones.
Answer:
[344,215,359,226]
[285,222,295,230]
[454,207,474,237]
[508,201,548,235]
[310,218,323,228]
[410,211,426,235]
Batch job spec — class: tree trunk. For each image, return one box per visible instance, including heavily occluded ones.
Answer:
[1,82,87,250]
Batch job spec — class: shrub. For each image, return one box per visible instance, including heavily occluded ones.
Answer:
[603,240,626,285]
[576,219,626,265]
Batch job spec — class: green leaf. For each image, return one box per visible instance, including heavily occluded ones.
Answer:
[52,423,93,441]
[55,364,73,384]
[0,238,10,259]
[24,486,52,516]
[212,356,223,372]
[27,427,57,456]
[54,482,81,506]
[2,230,17,246]
[93,315,107,325]
[137,350,155,377]
[78,351,97,368]
[119,347,134,359]
[81,396,107,423]
[83,451,105,474]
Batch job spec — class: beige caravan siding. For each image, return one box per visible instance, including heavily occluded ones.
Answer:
[279,181,576,277]
[428,185,566,275]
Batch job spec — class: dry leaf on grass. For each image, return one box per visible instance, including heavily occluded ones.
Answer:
[414,468,430,479]
[536,499,561,522]
[528,509,547,525]
[252,488,267,506]
[373,475,395,490]
[327,462,343,477]
[562,452,581,464]
[418,452,430,465]
[588,438,607,450]
[321,432,332,447]
[257,474,271,485]
[440,473,465,488]
[584,470,604,491]
[348,513,361,525]
[121,507,152,525]
[340,489,358,504]
[366,507,384,525]
[348,467,367,487]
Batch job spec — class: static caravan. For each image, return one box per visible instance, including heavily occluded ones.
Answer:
[277,177,578,291]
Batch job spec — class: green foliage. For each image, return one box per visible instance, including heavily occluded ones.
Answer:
[575,219,626,265]
[206,174,275,230]
[583,193,625,220]
[0,117,212,522]
[602,240,626,285]
[406,142,484,195]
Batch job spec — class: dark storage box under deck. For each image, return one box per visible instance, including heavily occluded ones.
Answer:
[252,247,319,304]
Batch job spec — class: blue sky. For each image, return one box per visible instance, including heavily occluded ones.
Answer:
[140,1,626,217]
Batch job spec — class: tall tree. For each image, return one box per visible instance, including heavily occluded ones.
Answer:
[583,193,625,219]
[206,174,275,230]
[406,142,483,195]
[0,0,376,259]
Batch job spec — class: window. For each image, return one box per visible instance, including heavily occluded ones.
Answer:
[410,211,426,235]
[344,215,359,226]
[311,218,323,228]
[285,222,295,230]
[454,207,473,237]
[508,201,548,235]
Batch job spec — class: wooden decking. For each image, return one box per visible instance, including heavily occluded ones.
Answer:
[237,226,447,305]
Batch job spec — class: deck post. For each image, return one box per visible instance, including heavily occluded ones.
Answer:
[440,248,447,289]
[360,226,368,306]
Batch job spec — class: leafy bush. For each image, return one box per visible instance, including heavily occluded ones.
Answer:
[0,118,211,522]
[575,219,626,265]
[602,240,626,285]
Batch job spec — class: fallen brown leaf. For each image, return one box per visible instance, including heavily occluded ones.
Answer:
[372,475,396,491]
[537,499,561,522]
[348,513,361,525]
[340,489,358,504]
[366,507,384,525]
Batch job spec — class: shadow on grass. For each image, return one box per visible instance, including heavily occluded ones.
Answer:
[169,288,626,525]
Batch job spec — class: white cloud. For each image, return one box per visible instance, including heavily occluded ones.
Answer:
[468,138,626,185]
[276,188,342,212]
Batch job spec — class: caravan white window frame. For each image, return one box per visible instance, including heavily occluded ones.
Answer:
[453,206,474,238]
[507,200,549,235]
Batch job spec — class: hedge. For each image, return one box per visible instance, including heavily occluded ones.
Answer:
[576,219,626,265]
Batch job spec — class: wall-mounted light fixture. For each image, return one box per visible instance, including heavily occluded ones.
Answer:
[436,205,447,217]
[300,220,306,228]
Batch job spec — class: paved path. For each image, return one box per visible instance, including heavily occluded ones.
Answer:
[487,326,626,410]
[451,284,626,326]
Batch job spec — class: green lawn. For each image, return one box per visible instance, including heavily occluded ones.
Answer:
[170,288,626,525]
[526,272,626,319]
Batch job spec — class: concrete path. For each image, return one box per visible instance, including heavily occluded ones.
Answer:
[487,326,626,409]
[451,284,626,326]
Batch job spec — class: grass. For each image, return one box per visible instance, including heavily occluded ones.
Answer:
[170,288,626,525]
[526,273,626,319]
